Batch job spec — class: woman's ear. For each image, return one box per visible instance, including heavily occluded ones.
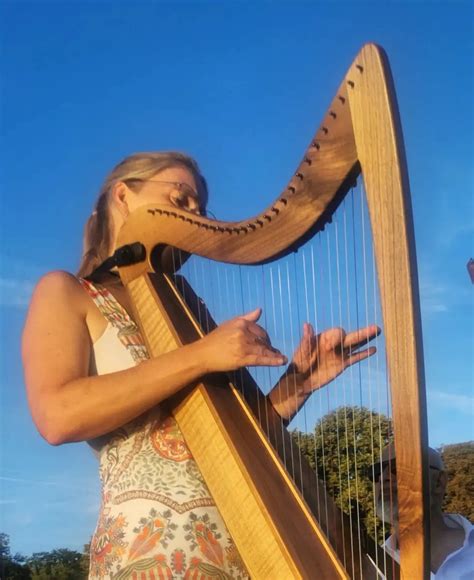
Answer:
[111,181,130,218]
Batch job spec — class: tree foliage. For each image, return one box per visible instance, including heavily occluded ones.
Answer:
[441,441,474,522]
[292,405,393,543]
[0,533,31,579]
[26,549,86,580]
[0,535,89,580]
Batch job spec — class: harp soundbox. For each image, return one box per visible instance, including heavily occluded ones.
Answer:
[117,44,430,579]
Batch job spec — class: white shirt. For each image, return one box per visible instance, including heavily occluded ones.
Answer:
[382,514,474,579]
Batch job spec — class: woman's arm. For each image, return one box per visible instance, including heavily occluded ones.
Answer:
[22,271,287,445]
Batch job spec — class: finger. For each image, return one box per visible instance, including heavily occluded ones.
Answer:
[305,322,315,337]
[302,323,314,346]
[300,322,315,346]
[292,324,317,367]
[344,325,381,350]
[246,322,270,342]
[239,307,262,323]
[305,323,318,355]
[303,327,318,365]
[248,335,283,357]
[244,341,287,363]
[346,346,377,367]
[321,328,346,352]
[302,322,309,338]
[245,352,288,367]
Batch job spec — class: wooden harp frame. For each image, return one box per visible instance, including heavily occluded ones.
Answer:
[117,44,430,579]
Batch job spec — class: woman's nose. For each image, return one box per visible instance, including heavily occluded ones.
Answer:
[170,189,199,213]
[170,189,187,209]
[186,195,200,213]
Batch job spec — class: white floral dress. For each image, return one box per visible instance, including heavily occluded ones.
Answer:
[80,279,248,579]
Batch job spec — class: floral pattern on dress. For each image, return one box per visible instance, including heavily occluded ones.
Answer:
[184,558,232,579]
[113,555,173,580]
[184,513,224,567]
[89,506,128,578]
[171,549,187,575]
[150,415,194,462]
[129,508,177,558]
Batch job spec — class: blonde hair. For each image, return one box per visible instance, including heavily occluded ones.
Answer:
[77,151,208,278]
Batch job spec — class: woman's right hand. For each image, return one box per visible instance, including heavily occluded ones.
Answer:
[197,308,287,373]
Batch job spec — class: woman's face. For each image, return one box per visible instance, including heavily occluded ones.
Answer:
[123,165,202,216]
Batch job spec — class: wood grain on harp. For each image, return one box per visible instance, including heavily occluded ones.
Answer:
[117,43,429,579]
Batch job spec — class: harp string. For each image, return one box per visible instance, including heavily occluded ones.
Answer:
[349,183,366,578]
[314,234,331,538]
[360,180,378,557]
[300,248,317,515]
[287,259,305,495]
[385,188,398,580]
[301,250,311,438]
[362,179,383,571]
[323,215,343,558]
[308,241,327,534]
[348,207,362,575]
[342,201,356,568]
[292,252,312,501]
[247,268,264,434]
[223,267,237,393]
[373,244,388,578]
[278,263,297,481]
[269,266,287,462]
[341,196,357,577]
[199,257,211,335]
[233,268,247,402]
[368,187,390,580]
[333,216,349,564]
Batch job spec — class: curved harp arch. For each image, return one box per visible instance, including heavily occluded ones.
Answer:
[118,44,429,579]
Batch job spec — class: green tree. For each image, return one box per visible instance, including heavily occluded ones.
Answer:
[27,549,84,580]
[441,441,474,522]
[292,405,393,542]
[0,533,31,579]
[80,543,90,578]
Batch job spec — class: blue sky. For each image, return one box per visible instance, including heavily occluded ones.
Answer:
[1,0,472,558]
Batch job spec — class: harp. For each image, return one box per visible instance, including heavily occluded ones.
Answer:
[117,44,429,579]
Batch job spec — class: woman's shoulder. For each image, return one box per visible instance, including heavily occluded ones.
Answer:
[34,270,83,295]
[36,269,79,286]
[30,270,90,316]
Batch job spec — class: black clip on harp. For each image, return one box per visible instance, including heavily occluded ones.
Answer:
[88,242,146,282]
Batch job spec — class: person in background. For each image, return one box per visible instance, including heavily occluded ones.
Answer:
[373,443,473,579]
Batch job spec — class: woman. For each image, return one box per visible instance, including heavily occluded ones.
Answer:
[22,151,379,579]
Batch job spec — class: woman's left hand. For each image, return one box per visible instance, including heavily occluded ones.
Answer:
[289,322,381,393]
[269,323,381,422]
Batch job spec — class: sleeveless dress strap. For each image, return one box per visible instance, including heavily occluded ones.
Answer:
[79,277,149,364]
